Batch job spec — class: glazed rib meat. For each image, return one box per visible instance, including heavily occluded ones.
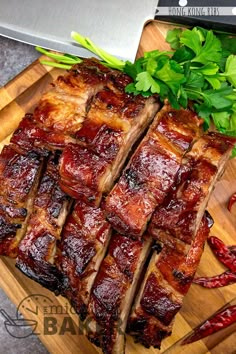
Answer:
[10,113,75,154]
[10,58,113,153]
[86,234,153,354]
[56,200,111,319]
[128,132,236,348]
[0,144,44,257]
[16,152,71,292]
[104,103,202,238]
[1,54,236,354]
[128,216,210,348]
[59,73,159,205]
[149,132,236,253]
[34,58,112,133]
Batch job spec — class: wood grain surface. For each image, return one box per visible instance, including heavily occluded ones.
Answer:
[0,21,235,354]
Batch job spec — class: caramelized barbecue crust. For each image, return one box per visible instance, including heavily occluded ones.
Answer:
[105,104,202,238]
[59,78,159,205]
[1,56,235,354]
[34,58,112,134]
[128,217,210,349]
[11,59,114,153]
[0,145,44,257]
[128,132,235,349]
[57,200,111,319]
[16,152,71,292]
[149,132,236,251]
[86,234,152,354]
[11,114,75,154]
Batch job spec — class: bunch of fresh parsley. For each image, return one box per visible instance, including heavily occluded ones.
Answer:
[37,27,236,156]
[124,27,236,154]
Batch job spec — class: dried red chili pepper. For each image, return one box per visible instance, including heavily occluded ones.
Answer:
[193,271,236,288]
[182,305,236,345]
[207,236,236,272]
[228,192,236,212]
[228,245,236,255]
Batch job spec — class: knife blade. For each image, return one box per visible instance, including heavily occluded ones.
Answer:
[0,0,235,63]
[0,0,158,62]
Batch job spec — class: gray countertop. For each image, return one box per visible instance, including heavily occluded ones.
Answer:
[0,35,40,87]
[0,35,48,354]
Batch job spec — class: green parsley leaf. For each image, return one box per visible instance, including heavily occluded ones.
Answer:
[180,29,222,65]
[193,31,222,65]
[143,50,172,60]
[205,76,222,90]
[217,35,236,55]
[167,91,181,109]
[166,28,183,50]
[172,46,195,63]
[179,28,203,56]
[212,111,231,132]
[178,86,188,108]
[146,57,158,76]
[124,58,143,80]
[194,103,212,129]
[185,72,205,89]
[203,83,233,110]
[224,55,236,88]
[228,111,236,135]
[125,82,139,95]
[135,72,160,94]
[191,63,219,76]
[154,60,185,94]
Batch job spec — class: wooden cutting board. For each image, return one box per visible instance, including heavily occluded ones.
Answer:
[0,21,236,354]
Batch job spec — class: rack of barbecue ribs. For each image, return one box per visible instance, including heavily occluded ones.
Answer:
[0,59,236,354]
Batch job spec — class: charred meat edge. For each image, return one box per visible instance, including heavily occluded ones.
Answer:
[59,77,160,205]
[16,152,71,293]
[104,103,202,238]
[128,216,210,348]
[150,132,236,253]
[0,144,45,257]
[86,234,153,354]
[57,200,112,318]
[128,132,235,348]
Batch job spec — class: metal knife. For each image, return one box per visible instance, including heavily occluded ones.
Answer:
[0,0,235,62]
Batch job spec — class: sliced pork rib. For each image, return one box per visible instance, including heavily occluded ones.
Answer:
[16,152,71,292]
[56,200,111,319]
[128,132,235,349]
[0,144,44,257]
[11,58,113,153]
[59,73,159,205]
[104,103,202,238]
[34,58,112,135]
[128,216,210,348]
[149,132,236,253]
[86,234,153,354]
[10,113,75,154]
